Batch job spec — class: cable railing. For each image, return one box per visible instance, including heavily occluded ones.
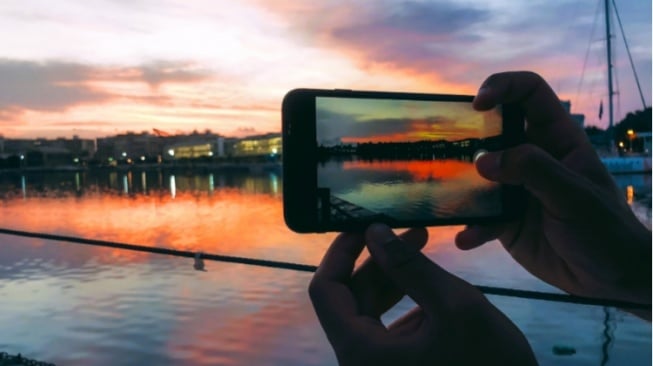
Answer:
[0,227,649,310]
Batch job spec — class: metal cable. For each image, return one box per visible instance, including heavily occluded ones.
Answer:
[611,0,648,109]
[0,227,649,310]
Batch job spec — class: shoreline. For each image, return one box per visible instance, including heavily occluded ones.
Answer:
[0,161,282,174]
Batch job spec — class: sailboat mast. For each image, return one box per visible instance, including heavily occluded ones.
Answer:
[604,0,614,138]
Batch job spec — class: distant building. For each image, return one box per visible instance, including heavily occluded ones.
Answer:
[230,133,282,158]
[561,100,585,128]
[0,135,95,167]
[27,146,74,166]
[1,131,283,167]
[96,132,162,162]
[165,137,226,160]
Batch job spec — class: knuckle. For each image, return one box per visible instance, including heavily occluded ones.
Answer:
[307,277,324,300]
[446,293,490,321]
[519,70,544,83]
[509,144,540,165]
[504,144,546,175]
[336,332,372,361]
[441,278,488,313]
[485,70,542,86]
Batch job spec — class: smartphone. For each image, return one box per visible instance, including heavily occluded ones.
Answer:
[282,88,526,233]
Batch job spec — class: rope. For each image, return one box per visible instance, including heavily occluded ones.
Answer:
[611,0,648,109]
[0,227,649,310]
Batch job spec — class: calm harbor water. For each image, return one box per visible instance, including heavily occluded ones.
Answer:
[0,168,650,365]
[318,159,501,221]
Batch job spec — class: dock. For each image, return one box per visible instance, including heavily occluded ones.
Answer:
[327,195,397,225]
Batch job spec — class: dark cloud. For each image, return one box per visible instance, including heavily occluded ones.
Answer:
[132,61,211,87]
[263,1,494,80]
[0,60,111,111]
[0,59,212,114]
[326,2,490,73]
[333,1,488,38]
[267,0,648,92]
[87,60,212,88]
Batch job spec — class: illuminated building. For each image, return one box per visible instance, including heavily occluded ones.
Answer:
[230,133,282,158]
[166,139,224,160]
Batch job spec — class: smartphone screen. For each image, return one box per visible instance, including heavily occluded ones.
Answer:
[282,89,525,233]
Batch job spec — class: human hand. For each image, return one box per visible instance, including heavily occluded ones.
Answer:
[310,224,537,365]
[456,71,651,307]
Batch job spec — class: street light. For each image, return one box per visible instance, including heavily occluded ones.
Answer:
[626,129,635,152]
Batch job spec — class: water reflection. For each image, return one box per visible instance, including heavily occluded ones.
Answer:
[0,170,327,265]
[141,171,147,193]
[122,173,129,195]
[319,159,502,222]
[0,169,650,365]
[20,175,26,199]
[75,172,81,192]
[0,169,283,198]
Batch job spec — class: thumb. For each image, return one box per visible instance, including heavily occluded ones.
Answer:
[365,223,481,313]
[475,144,601,217]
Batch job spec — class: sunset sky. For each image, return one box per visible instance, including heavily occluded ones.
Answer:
[1,0,650,139]
[316,97,501,143]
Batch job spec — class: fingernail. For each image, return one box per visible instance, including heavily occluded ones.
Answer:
[473,149,488,163]
[366,224,417,267]
[476,85,491,99]
[473,86,493,108]
[367,223,395,244]
[475,151,502,181]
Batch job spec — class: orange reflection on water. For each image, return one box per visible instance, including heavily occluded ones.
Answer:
[0,189,335,265]
[1,182,465,270]
[343,159,474,181]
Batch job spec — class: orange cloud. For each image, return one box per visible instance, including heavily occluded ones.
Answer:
[0,59,213,128]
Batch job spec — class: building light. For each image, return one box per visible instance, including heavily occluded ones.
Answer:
[168,149,175,156]
[140,156,146,161]
[73,158,79,163]
[122,152,127,157]
[20,155,24,160]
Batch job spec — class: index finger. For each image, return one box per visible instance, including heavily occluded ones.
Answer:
[473,71,589,159]
[365,224,485,316]
[309,232,366,339]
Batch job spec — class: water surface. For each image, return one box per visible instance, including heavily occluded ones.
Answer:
[0,169,650,365]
